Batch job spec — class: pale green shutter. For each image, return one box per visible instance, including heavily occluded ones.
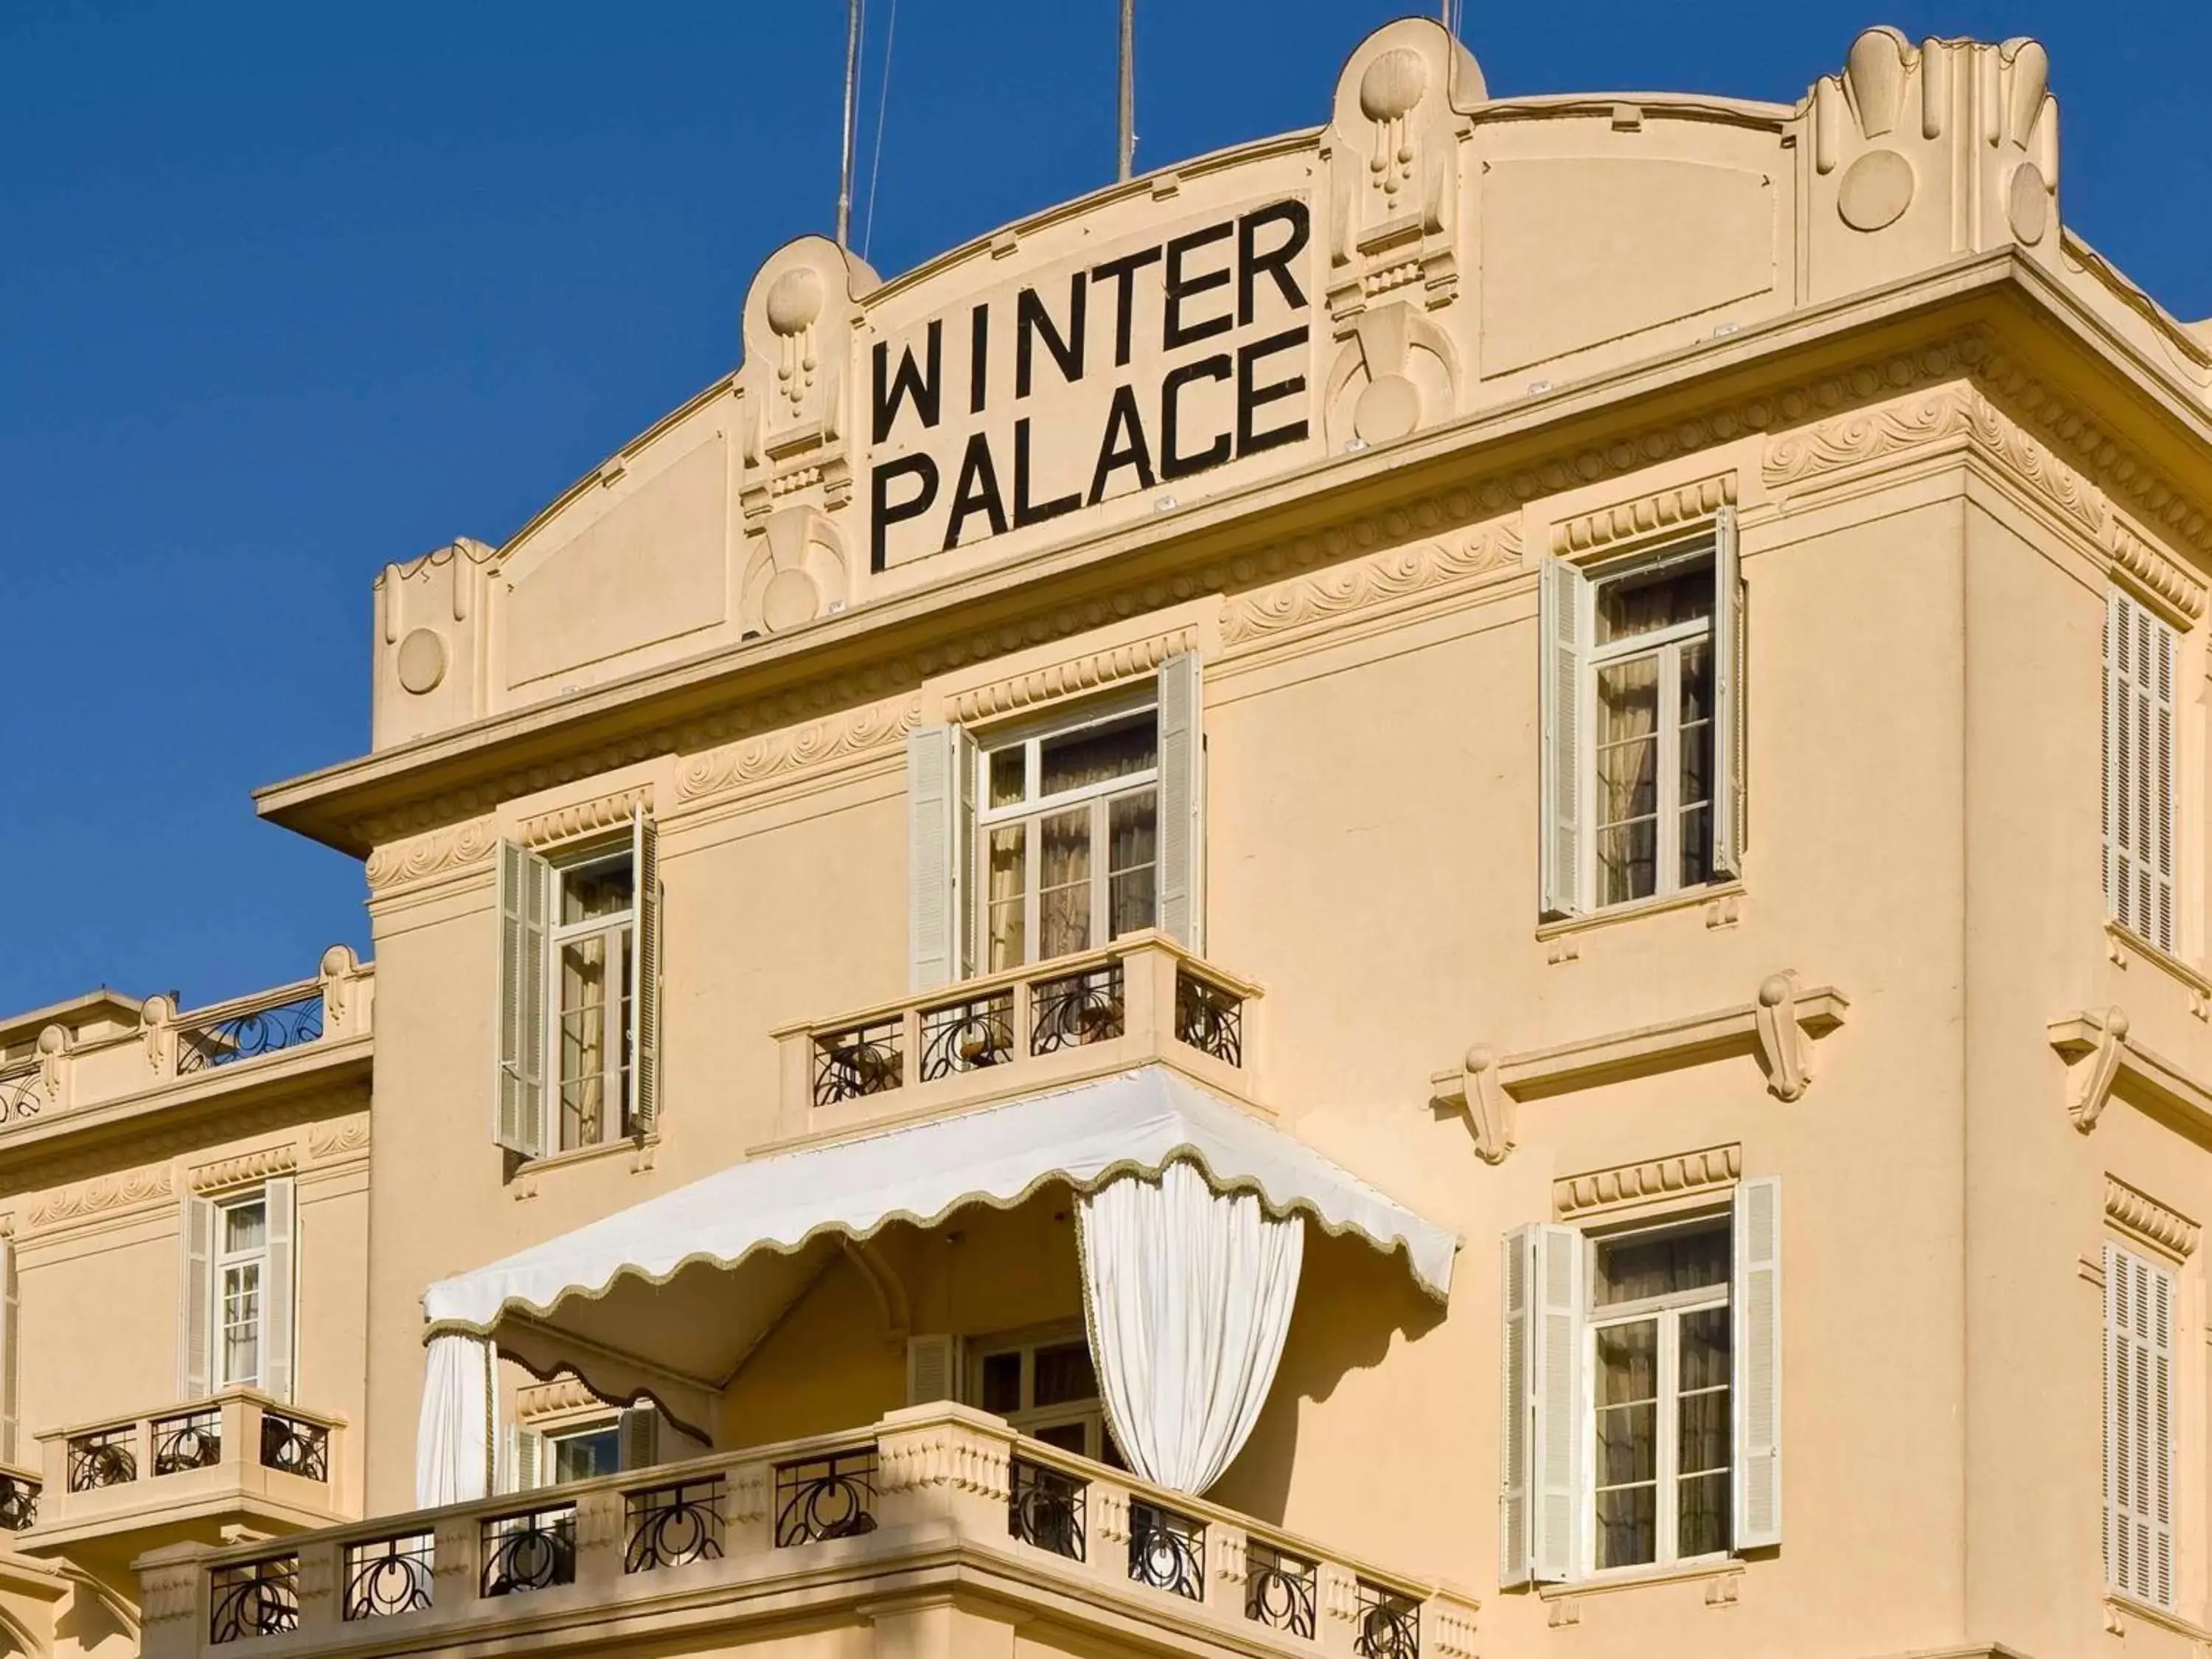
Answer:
[0,1236,18,1464]
[1498,1227,1534,1587]
[907,726,976,990]
[1711,507,1744,876]
[1529,1222,1584,1581]
[1538,558,1587,919]
[495,841,550,1158]
[628,810,662,1138]
[2104,591,2178,951]
[619,1405,659,1472]
[178,1196,214,1398]
[1733,1176,1783,1548]
[262,1178,296,1404]
[2104,1242,2175,1606]
[1157,654,1206,951]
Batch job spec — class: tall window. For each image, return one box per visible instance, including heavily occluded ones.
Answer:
[215,1194,268,1389]
[1588,1220,1731,1571]
[2105,588,2178,953]
[974,1332,1119,1462]
[1589,559,1717,908]
[550,849,635,1152]
[978,705,1160,972]
[2104,1242,2174,1608]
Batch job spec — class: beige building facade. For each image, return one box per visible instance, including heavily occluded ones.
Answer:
[9,16,2212,1659]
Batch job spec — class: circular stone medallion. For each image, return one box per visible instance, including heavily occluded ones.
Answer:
[2007,162,2051,246]
[1837,148,1915,232]
[761,568,822,633]
[395,627,448,695]
[1353,373,1421,445]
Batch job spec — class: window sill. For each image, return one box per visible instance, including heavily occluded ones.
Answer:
[2106,921,2212,1017]
[1537,1556,1745,1606]
[1537,881,1745,943]
[2105,1592,2207,1641]
[510,1134,657,1198]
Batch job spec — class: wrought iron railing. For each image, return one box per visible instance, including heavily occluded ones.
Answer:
[67,1425,136,1491]
[919,990,1015,1081]
[260,1410,331,1481]
[153,1409,223,1476]
[481,1504,577,1597]
[1245,1541,1318,1637]
[813,1020,904,1107]
[344,1533,435,1621]
[0,1063,39,1124]
[209,1555,301,1644]
[1354,1579,1421,1659]
[773,1447,878,1545]
[625,1475,726,1573]
[1007,1457,1085,1561]
[0,1472,38,1531]
[1030,963,1125,1055]
[1127,1499,1206,1601]
[176,989,325,1076]
[1175,968,1245,1066]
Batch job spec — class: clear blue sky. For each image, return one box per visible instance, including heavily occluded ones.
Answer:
[2,2,2205,1016]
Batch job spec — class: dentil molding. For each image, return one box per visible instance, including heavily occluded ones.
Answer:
[518,785,652,849]
[1549,473,1736,560]
[1556,1144,1743,1220]
[2106,1175,2199,1261]
[946,630,1196,724]
[188,1144,299,1194]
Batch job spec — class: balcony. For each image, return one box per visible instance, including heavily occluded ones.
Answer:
[24,1389,348,1574]
[138,1404,1475,1659]
[772,932,1262,1142]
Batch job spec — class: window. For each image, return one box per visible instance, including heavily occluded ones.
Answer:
[178,1181,296,1402]
[2104,1242,2174,1608]
[973,1333,1119,1463]
[495,810,661,1163]
[507,1402,698,1492]
[2104,588,2178,953]
[546,1421,622,1485]
[1500,1178,1778,1587]
[215,1196,268,1389]
[1539,512,1741,919]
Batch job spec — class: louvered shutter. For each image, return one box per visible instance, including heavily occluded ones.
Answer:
[619,1405,659,1472]
[628,809,662,1138]
[495,841,551,1158]
[1499,1227,1534,1587]
[2104,591,2179,952]
[504,1425,545,1494]
[0,1235,18,1466]
[178,1196,214,1398]
[1538,558,1588,919]
[1157,653,1206,951]
[262,1178,297,1404]
[905,1334,966,1405]
[1711,507,1745,876]
[906,726,976,991]
[1529,1222,1584,1582]
[1733,1175,1782,1548]
[2104,1242,2175,1607]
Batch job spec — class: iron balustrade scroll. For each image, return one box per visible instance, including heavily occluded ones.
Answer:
[481,1504,577,1597]
[773,1447,879,1545]
[1175,969,1245,1067]
[1007,1457,1086,1562]
[919,991,1014,1081]
[813,1019,905,1107]
[177,990,325,1075]
[1030,963,1125,1056]
[0,1472,38,1531]
[153,1409,223,1476]
[260,1411,330,1481]
[1245,1542,1318,1638]
[344,1533,435,1621]
[0,1064,38,1124]
[67,1426,136,1492]
[1127,1500,1206,1601]
[209,1555,300,1644]
[625,1475,726,1573]
[1354,1580,1421,1659]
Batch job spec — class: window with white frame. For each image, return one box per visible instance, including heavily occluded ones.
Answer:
[2103,1241,2175,1608]
[215,1194,268,1389]
[494,811,661,1164]
[507,1401,702,1492]
[1500,1178,1779,1587]
[2104,588,2179,953]
[1539,512,1742,920]
[178,1180,296,1402]
[973,1332,1120,1463]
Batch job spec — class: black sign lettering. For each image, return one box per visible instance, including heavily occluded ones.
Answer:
[1091,245,1163,369]
[1161,355,1233,481]
[1163,222,1234,351]
[1015,274,1088,398]
[1236,326,1309,457]
[1014,417,1081,526]
[872,321,942,445]
[942,432,1009,549]
[969,303,990,415]
[871,452,939,571]
[1238,201,1310,324]
[1088,384,1157,504]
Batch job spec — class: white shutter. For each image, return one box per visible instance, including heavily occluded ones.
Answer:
[1157,653,1206,952]
[905,1334,966,1405]
[906,726,976,990]
[1538,557,1588,919]
[2104,591,2179,952]
[1499,1227,1534,1587]
[494,841,551,1158]
[1529,1222,1584,1582]
[178,1195,214,1398]
[262,1178,297,1404]
[503,1425,545,1494]
[0,1235,18,1465]
[1711,507,1745,877]
[1733,1175,1783,1549]
[2104,1242,2175,1607]
[628,809,662,1138]
[619,1405,659,1472]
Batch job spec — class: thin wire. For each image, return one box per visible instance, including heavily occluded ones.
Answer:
[860,0,899,261]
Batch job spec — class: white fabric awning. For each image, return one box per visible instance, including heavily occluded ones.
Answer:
[425,1066,1455,1353]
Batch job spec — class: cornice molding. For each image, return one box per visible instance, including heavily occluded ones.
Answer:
[1550,473,1737,559]
[2106,1174,2199,1261]
[365,816,498,893]
[1222,521,1521,646]
[188,1144,299,1194]
[2110,520,2207,622]
[947,630,1196,724]
[27,1166,173,1230]
[675,694,920,807]
[516,1377,611,1422]
[518,786,651,849]
[1557,1144,1743,1220]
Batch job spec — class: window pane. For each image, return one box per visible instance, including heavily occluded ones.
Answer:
[1033,1342,1098,1408]
[559,932,617,1149]
[1595,1225,1730,1306]
[1680,639,1715,888]
[1107,790,1158,938]
[552,1426,622,1484]
[1596,656,1660,905]
[1032,1420,1090,1457]
[1677,1470,1731,1558]
[223,1262,262,1386]
[987,823,1027,972]
[1038,809,1092,960]
[1595,560,1714,644]
[1595,1484,1658,1569]
[1040,712,1157,796]
[561,855,633,925]
[223,1200,267,1255]
[1597,821,1658,908]
[989,745,1026,808]
[980,1352,1023,1414]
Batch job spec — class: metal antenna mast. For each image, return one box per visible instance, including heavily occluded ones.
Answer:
[837,0,863,246]
[1116,0,1135,181]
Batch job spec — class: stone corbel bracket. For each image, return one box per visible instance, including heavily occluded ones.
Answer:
[2048,1006,2212,1138]
[1430,975,1849,1164]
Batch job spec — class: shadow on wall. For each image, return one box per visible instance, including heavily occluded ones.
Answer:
[1208,1221,1447,1526]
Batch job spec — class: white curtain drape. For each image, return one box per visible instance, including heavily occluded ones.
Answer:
[1077,1161,1304,1496]
[415,1332,499,1507]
